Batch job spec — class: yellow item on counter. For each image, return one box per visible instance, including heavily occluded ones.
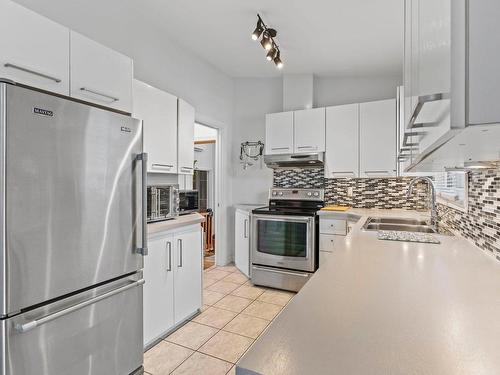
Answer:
[321,205,350,212]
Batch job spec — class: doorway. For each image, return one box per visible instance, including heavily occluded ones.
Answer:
[193,123,218,270]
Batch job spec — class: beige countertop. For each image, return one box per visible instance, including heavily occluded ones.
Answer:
[237,208,500,375]
[147,213,204,236]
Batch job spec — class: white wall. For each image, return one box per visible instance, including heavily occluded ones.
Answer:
[314,74,402,107]
[232,78,283,206]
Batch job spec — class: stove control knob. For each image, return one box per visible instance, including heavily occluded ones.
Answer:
[313,192,319,197]
[272,191,277,196]
[307,192,312,197]
[278,192,284,196]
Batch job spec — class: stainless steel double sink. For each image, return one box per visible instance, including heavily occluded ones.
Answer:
[362,217,437,234]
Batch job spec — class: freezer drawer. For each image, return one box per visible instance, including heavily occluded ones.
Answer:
[0,274,144,375]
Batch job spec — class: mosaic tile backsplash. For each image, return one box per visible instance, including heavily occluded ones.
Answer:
[273,168,429,210]
[273,167,500,260]
[437,169,500,260]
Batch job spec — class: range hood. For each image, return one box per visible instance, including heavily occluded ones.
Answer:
[264,153,325,169]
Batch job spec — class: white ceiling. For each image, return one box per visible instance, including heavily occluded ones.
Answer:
[15,0,403,78]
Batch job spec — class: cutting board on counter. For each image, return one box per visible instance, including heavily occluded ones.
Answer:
[321,205,351,212]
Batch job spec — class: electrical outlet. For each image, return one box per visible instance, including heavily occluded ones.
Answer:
[347,187,354,197]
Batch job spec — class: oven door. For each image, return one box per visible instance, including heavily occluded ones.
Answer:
[251,214,316,272]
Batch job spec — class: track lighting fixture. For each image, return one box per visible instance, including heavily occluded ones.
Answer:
[251,14,284,69]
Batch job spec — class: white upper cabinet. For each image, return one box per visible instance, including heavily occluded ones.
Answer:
[325,104,359,178]
[359,99,397,178]
[133,80,178,174]
[293,108,326,153]
[265,111,294,155]
[0,0,70,95]
[70,31,133,113]
[177,99,195,174]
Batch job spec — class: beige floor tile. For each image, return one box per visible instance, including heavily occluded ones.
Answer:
[241,300,282,320]
[144,341,193,375]
[257,289,295,307]
[213,295,252,313]
[216,265,238,273]
[165,321,218,350]
[192,306,237,329]
[206,269,232,281]
[231,285,265,300]
[222,272,248,285]
[223,314,270,339]
[226,365,236,375]
[204,274,219,288]
[198,331,254,363]
[171,352,232,375]
[204,289,226,305]
[206,280,241,294]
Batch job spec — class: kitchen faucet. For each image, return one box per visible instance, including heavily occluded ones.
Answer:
[407,177,438,229]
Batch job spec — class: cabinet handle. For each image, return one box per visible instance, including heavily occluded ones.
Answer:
[364,170,390,175]
[180,167,193,172]
[166,241,172,272]
[331,171,356,177]
[152,163,173,169]
[178,239,183,267]
[80,87,119,103]
[244,219,248,239]
[297,146,318,150]
[271,147,289,151]
[4,62,62,83]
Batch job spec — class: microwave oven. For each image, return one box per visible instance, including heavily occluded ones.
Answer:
[147,184,179,222]
[179,190,200,215]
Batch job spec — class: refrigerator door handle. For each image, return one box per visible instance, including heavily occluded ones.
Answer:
[136,152,148,256]
[15,279,145,333]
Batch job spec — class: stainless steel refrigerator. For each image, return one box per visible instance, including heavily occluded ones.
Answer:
[0,80,147,375]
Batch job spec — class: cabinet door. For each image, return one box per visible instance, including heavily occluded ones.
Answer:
[143,236,174,346]
[359,99,397,178]
[70,31,133,113]
[265,112,294,155]
[133,80,178,174]
[0,0,70,95]
[294,108,326,153]
[177,99,195,174]
[325,104,359,178]
[234,211,250,277]
[174,227,202,325]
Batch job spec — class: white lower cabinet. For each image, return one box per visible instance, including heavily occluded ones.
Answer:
[143,224,202,347]
[173,228,203,325]
[319,217,348,268]
[234,210,250,277]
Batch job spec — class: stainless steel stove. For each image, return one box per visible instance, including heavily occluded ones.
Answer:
[251,188,325,292]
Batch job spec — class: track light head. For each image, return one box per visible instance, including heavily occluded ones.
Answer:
[274,51,283,69]
[266,46,277,61]
[260,32,273,50]
[251,20,264,41]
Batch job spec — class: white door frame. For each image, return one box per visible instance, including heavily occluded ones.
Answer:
[194,120,226,266]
